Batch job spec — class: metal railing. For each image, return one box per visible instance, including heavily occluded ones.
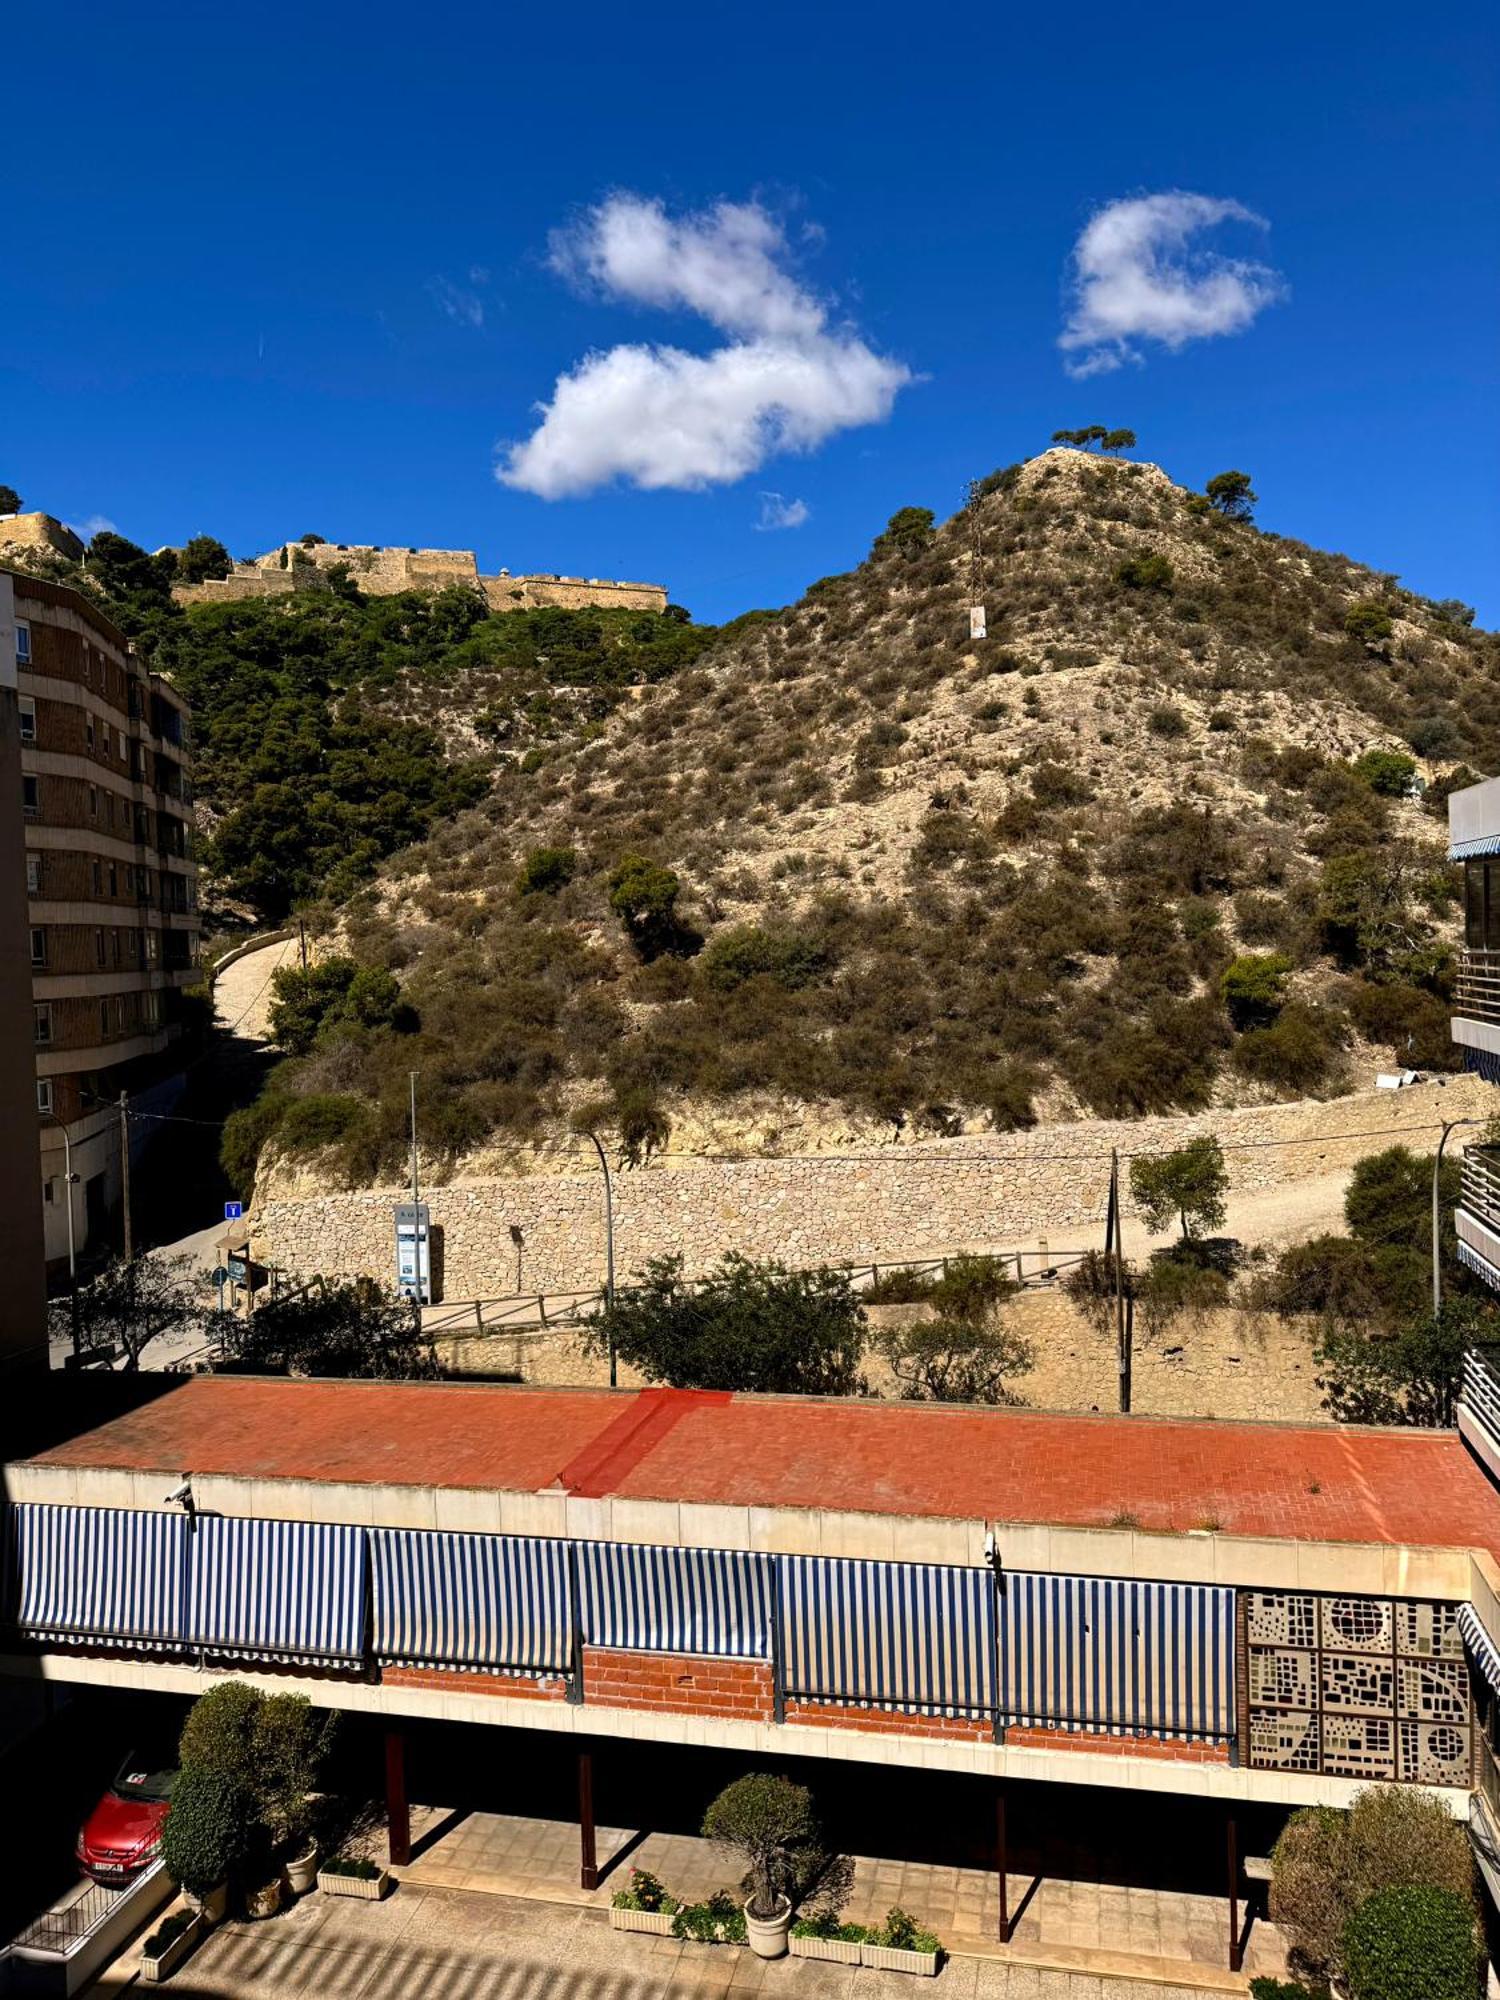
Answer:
[9,1870,145,1951]
[1462,1350,1500,1449]
[1463,1148,1500,1233]
[419,1247,1093,1345]
[1456,949,1500,1029]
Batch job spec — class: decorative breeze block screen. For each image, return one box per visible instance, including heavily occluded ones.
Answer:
[1245,1590,1471,1786]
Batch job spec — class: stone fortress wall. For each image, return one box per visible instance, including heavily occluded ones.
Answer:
[0,513,86,563]
[173,538,668,614]
[255,1074,1494,1307]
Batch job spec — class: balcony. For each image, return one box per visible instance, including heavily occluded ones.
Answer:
[1458,1147,1500,1291]
[1461,1349,1500,1483]
[1456,949,1500,1031]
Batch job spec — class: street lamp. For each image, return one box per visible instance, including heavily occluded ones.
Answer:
[42,1113,80,1362]
[582,1129,617,1387]
[1434,1117,1486,1317]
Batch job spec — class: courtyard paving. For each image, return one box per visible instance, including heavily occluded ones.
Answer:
[391,1809,1283,1991]
[134,1880,1261,2000]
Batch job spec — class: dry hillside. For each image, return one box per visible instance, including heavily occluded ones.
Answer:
[238,447,1497,1188]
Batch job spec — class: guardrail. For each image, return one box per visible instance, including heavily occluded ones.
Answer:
[419,1247,1094,1342]
[1457,950,1500,1029]
[1462,1350,1500,1455]
[1464,1148,1500,1231]
[2,1860,172,1996]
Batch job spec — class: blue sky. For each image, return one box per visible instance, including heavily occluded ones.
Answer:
[4,1,1496,624]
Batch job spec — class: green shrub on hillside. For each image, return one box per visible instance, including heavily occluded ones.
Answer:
[1220,951,1292,1028]
[1352,749,1417,797]
[516,846,578,896]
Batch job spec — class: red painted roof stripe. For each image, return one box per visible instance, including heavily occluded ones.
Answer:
[552,1387,733,1497]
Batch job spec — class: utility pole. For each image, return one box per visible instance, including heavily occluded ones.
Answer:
[298,916,308,973]
[118,1090,132,1263]
[1108,1148,1131,1415]
[408,1070,420,1208]
[584,1129,617,1387]
[964,477,988,641]
[1434,1118,1484,1316]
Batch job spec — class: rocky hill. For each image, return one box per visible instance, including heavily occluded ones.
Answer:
[221,447,1496,1190]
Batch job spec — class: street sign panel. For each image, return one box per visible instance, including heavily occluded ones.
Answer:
[394,1201,432,1304]
[224,1200,244,1221]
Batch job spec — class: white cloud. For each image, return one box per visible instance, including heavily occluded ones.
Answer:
[1059,192,1286,378]
[755,492,809,530]
[428,275,486,329]
[71,514,117,539]
[499,194,911,498]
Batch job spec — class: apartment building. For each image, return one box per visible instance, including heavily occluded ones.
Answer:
[3,571,200,1267]
[8,1378,1500,1982]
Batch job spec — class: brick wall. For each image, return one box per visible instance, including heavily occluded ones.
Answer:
[785,1700,992,1744]
[581,1645,775,1722]
[383,1664,570,1701]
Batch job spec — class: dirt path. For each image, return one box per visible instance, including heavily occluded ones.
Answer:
[212,933,299,1042]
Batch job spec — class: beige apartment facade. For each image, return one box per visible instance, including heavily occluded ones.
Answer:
[5,572,200,1268]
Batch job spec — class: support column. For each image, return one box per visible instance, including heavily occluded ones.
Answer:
[578,1745,599,1891]
[996,1785,1013,1944]
[1226,1809,1242,1973]
[384,1728,411,1868]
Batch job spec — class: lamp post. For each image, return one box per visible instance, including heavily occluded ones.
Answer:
[1434,1118,1485,1317]
[43,1114,79,1363]
[583,1129,616,1386]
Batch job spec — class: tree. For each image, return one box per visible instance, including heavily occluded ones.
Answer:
[1081,425,1109,448]
[1220,952,1291,1028]
[516,845,577,896]
[1432,599,1475,628]
[1342,1885,1481,2000]
[1129,1135,1228,1242]
[61,1253,219,1371]
[1345,601,1395,652]
[1316,1297,1488,1427]
[608,852,689,959]
[1268,1785,1474,1991]
[701,1774,818,1919]
[1101,429,1137,454]
[1115,551,1173,591]
[0,483,21,514]
[176,535,232,585]
[873,506,936,559]
[878,1315,1034,1404]
[1352,748,1417,796]
[267,957,411,1053]
[216,1276,444,1379]
[1205,470,1257,521]
[585,1253,866,1394]
[176,1682,336,1868]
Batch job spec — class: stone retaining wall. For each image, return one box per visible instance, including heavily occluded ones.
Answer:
[426,1290,1328,1424]
[255,1075,1494,1305]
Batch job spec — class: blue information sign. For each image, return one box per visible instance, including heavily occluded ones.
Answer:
[224,1200,244,1221]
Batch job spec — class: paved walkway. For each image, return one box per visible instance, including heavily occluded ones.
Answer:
[394,1810,1281,1992]
[152,1881,1252,2000]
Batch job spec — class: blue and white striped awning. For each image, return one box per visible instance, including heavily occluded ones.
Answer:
[580,1542,773,1658]
[999,1573,1234,1740]
[1458,1238,1500,1290]
[1451,836,1500,860]
[779,1555,996,1716]
[187,1516,367,1666]
[370,1529,572,1675]
[8,1504,189,1651]
[1460,1604,1500,1698]
[1464,1047,1500,1088]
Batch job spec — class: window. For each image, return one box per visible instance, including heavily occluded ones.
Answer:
[108,861,118,897]
[95,928,106,968]
[98,998,110,1040]
[146,929,159,963]
[15,622,30,667]
[36,1079,52,1117]
[85,712,95,751]
[26,853,41,895]
[22,774,38,816]
[105,792,114,829]
[29,927,46,966]
[111,928,120,967]
[88,784,98,820]
[126,929,137,961]
[33,1003,51,1045]
[91,859,102,895]
[18,695,35,742]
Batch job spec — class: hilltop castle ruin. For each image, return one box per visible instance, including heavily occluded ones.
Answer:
[171,540,668,614]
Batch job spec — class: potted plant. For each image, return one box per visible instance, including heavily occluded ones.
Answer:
[317,1855,390,1901]
[701,1774,817,1960]
[790,1911,868,1965]
[139,1909,203,1984]
[158,1767,250,1926]
[860,1906,944,1975]
[179,1682,336,1900]
[609,1868,681,1935]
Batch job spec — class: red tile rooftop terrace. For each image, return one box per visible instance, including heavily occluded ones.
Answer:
[15,1376,1500,1553]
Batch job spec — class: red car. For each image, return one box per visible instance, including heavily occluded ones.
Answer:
[76,1750,177,1885]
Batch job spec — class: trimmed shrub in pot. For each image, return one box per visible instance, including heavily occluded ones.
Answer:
[609,1867,680,1935]
[701,1773,817,1959]
[1342,1884,1481,2000]
[159,1768,251,1917]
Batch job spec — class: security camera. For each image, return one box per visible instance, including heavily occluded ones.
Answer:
[164,1478,194,1509]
